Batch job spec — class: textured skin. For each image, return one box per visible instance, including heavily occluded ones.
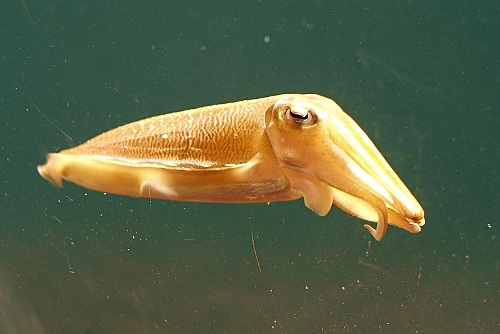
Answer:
[37,95,296,203]
[61,95,286,168]
[38,94,425,240]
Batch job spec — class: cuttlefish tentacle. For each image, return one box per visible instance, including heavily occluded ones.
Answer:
[331,184,389,241]
[279,165,389,240]
[38,93,425,240]
[264,94,424,240]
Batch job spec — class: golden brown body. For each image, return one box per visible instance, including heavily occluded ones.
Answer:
[38,94,425,240]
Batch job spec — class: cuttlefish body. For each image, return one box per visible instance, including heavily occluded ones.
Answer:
[38,94,425,240]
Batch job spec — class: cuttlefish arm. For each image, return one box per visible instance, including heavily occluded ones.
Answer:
[265,94,425,240]
[38,94,425,240]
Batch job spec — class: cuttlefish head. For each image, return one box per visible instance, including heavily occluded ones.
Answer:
[265,94,425,240]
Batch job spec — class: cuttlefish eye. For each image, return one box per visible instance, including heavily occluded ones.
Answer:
[283,106,317,126]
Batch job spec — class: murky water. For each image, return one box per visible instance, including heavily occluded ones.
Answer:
[1,1,498,333]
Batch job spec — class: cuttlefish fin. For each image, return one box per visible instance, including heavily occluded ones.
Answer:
[37,153,64,188]
[140,153,265,198]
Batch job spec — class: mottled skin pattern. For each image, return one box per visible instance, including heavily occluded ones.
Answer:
[62,96,282,167]
[38,94,425,240]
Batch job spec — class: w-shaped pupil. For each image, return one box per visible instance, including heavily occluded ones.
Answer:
[289,109,308,120]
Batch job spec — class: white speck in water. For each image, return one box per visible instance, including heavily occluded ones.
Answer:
[264,35,270,43]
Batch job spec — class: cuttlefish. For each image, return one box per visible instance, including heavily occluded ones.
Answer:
[38,94,425,240]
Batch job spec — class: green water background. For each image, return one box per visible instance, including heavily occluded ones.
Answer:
[1,1,498,333]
